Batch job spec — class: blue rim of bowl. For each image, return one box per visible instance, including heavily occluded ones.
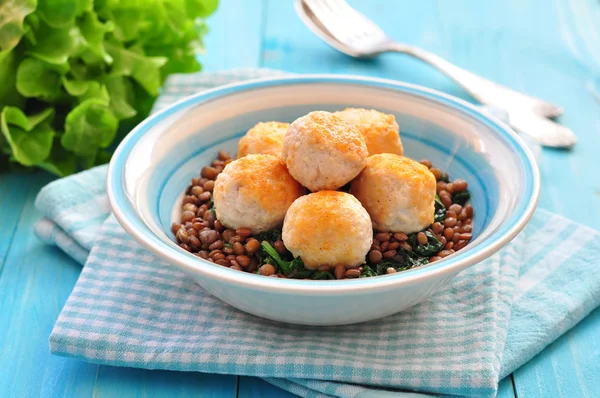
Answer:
[107,75,540,293]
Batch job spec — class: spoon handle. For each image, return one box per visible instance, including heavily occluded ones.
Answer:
[388,42,563,119]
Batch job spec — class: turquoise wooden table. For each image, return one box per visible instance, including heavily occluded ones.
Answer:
[1,1,599,396]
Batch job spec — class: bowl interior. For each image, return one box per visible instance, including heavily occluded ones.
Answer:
[110,77,536,287]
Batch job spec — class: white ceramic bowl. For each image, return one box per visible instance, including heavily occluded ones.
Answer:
[107,75,540,326]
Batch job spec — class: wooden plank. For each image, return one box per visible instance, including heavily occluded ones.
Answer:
[0,173,33,273]
[497,377,516,398]
[94,367,237,398]
[0,173,100,398]
[238,377,296,398]
[198,0,266,71]
[513,307,600,398]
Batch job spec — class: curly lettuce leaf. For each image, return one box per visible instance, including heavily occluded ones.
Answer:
[1,0,217,174]
[78,11,113,64]
[16,57,62,98]
[61,99,118,156]
[0,0,37,51]
[105,76,137,120]
[36,0,91,28]
[106,42,167,95]
[25,20,82,64]
[1,106,55,166]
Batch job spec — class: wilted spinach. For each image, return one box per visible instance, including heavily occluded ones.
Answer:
[452,190,471,206]
[360,265,378,278]
[256,229,282,243]
[434,194,446,223]
[408,231,444,257]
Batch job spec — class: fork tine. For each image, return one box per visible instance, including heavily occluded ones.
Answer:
[304,0,387,46]
[327,0,386,36]
[304,0,356,43]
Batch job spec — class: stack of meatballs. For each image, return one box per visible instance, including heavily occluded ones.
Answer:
[213,109,437,272]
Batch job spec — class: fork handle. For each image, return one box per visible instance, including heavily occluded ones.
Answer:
[389,43,563,118]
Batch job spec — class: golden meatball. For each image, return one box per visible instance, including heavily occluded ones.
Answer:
[282,111,368,192]
[237,121,289,158]
[214,154,304,233]
[282,191,372,269]
[334,108,403,156]
[351,154,436,233]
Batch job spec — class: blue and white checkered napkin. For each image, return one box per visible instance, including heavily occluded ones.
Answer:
[36,70,600,398]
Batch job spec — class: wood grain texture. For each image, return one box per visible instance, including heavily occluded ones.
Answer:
[497,377,517,398]
[238,377,297,398]
[197,0,266,71]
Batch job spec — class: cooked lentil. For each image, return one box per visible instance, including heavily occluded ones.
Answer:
[173,152,474,280]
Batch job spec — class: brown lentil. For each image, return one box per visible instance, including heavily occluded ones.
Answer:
[230,264,242,271]
[380,241,390,251]
[201,166,218,179]
[245,239,260,254]
[259,264,275,276]
[452,179,468,192]
[439,191,452,208]
[429,256,442,262]
[212,252,225,261]
[334,265,345,279]
[236,255,251,267]
[444,217,457,228]
[383,250,397,259]
[218,151,230,160]
[223,246,234,254]
[222,229,235,242]
[417,232,428,245]
[375,232,391,242]
[445,182,454,194]
[393,232,409,241]
[454,240,468,251]
[179,243,191,251]
[274,240,287,255]
[465,204,473,218]
[216,259,230,267]
[463,224,472,232]
[236,227,252,237]
[198,191,211,202]
[203,180,215,192]
[213,220,224,231]
[399,242,412,251]
[448,204,462,214]
[345,269,361,278]
[386,267,397,274]
[445,241,454,250]
[181,211,195,223]
[176,228,189,243]
[438,250,453,258]
[446,210,457,219]
[430,168,442,180]
[208,240,223,251]
[199,229,218,244]
[368,250,383,264]
[188,236,201,250]
[431,222,444,234]
[198,250,209,259]
[388,242,400,250]
[317,264,330,272]
[232,242,245,255]
[458,233,472,241]
[443,228,454,240]
[171,222,182,234]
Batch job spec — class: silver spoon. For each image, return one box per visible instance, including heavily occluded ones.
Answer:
[296,0,577,148]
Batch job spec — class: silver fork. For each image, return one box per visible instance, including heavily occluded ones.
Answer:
[296,0,577,148]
